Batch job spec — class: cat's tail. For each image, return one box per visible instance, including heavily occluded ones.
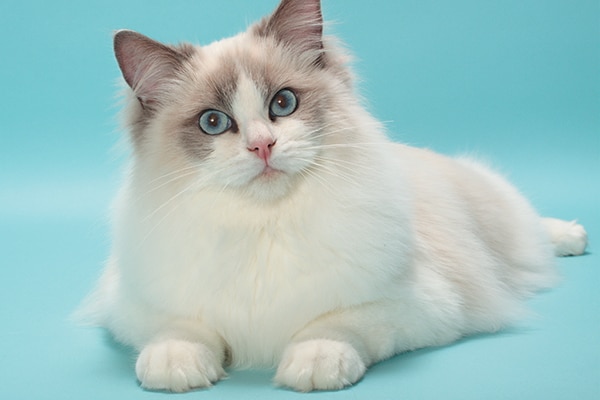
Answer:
[542,218,588,257]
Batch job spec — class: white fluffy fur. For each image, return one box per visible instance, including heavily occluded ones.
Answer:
[79,0,588,393]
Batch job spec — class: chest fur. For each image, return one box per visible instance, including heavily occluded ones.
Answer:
[115,176,410,364]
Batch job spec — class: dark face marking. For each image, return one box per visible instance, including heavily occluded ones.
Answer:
[174,45,331,164]
[177,55,241,161]
[204,60,240,114]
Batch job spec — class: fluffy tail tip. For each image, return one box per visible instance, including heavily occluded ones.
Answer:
[543,218,588,257]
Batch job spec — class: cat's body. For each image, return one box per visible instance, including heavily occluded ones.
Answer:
[80,0,588,392]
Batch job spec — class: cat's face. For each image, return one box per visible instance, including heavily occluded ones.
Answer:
[116,0,354,202]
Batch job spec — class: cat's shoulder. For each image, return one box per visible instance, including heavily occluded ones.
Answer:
[390,142,454,166]
[388,142,500,185]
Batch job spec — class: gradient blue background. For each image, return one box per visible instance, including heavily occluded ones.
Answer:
[1,1,598,399]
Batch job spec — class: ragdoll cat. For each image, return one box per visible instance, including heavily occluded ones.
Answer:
[79,0,588,392]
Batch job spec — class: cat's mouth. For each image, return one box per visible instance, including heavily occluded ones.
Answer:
[242,164,294,201]
[248,165,288,188]
[258,165,283,179]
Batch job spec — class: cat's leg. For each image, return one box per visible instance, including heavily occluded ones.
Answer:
[275,305,384,392]
[274,308,396,392]
[274,301,456,392]
[275,338,367,392]
[542,218,587,257]
[93,261,228,392]
[134,324,227,392]
[107,297,227,392]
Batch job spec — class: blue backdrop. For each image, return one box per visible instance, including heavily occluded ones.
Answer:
[1,1,598,399]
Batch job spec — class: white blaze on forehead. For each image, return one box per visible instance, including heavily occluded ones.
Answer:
[233,73,278,148]
[233,73,268,127]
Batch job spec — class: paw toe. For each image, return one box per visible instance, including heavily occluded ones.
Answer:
[275,339,366,392]
[136,339,225,392]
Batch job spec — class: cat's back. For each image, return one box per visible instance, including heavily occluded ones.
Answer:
[390,142,556,300]
[391,142,525,209]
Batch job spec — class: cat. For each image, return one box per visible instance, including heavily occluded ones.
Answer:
[78,0,588,393]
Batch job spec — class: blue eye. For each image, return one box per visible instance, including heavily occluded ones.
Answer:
[198,110,233,135]
[269,89,298,118]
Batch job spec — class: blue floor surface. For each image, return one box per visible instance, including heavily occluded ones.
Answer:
[1,1,598,399]
[1,215,598,399]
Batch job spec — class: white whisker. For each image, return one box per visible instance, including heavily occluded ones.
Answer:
[296,165,339,198]
[300,119,388,142]
[135,160,247,249]
[136,169,199,200]
[295,156,362,189]
[313,154,379,175]
[142,182,194,224]
[145,165,200,187]
[302,142,385,151]
[135,182,195,248]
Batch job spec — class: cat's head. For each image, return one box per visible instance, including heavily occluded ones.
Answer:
[115,0,359,202]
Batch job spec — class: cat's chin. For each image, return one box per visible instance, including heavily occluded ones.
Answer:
[243,167,297,202]
[257,166,282,179]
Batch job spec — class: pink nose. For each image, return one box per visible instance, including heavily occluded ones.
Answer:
[247,138,276,162]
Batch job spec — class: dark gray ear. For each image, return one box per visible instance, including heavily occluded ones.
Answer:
[257,0,324,62]
[114,30,185,108]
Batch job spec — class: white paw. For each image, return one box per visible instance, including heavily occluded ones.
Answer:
[135,339,225,392]
[553,220,588,257]
[274,339,366,392]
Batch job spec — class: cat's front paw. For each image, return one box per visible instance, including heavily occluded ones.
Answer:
[135,339,225,392]
[274,339,366,392]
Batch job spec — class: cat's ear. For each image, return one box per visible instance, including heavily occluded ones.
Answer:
[114,30,186,109]
[259,0,324,64]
